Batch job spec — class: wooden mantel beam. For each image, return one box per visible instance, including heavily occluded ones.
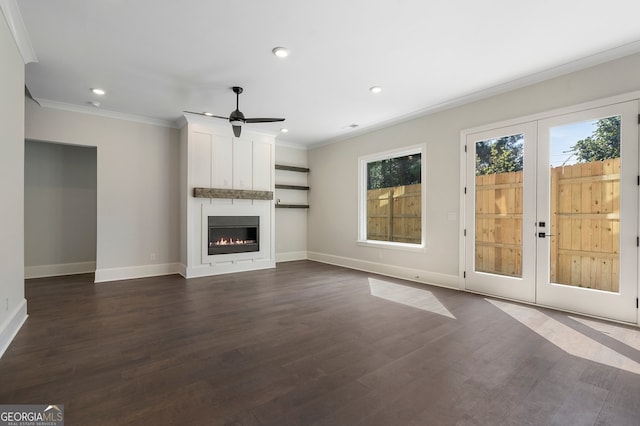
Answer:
[193,187,274,200]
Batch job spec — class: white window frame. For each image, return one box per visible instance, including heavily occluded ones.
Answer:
[357,143,427,252]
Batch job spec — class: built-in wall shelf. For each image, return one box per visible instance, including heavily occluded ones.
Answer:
[276,204,310,209]
[275,184,310,190]
[275,164,310,209]
[275,164,310,173]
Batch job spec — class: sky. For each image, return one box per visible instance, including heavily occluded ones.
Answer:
[549,120,596,167]
[475,117,613,171]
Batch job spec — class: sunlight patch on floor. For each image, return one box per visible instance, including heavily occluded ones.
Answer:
[487,298,640,375]
[570,316,640,352]
[368,278,455,319]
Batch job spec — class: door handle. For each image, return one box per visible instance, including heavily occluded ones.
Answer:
[538,232,555,238]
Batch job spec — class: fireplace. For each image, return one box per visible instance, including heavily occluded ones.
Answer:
[208,216,259,255]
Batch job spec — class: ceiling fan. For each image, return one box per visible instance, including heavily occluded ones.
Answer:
[185,86,285,137]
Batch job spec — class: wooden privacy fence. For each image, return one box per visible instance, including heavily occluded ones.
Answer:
[367,183,421,244]
[475,158,620,292]
[551,158,620,291]
[475,171,523,278]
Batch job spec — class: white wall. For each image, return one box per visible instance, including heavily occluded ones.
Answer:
[307,52,640,289]
[274,144,308,261]
[24,99,181,282]
[24,141,97,277]
[0,12,27,357]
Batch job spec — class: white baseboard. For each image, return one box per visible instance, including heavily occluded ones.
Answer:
[276,251,308,263]
[94,263,181,283]
[178,263,188,278]
[184,259,276,279]
[0,299,27,359]
[307,251,460,290]
[25,261,96,279]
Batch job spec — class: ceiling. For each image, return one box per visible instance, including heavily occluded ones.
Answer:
[14,0,640,147]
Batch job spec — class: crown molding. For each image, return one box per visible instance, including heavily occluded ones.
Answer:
[310,40,640,149]
[36,98,179,128]
[0,0,37,64]
[175,114,188,129]
[275,139,308,150]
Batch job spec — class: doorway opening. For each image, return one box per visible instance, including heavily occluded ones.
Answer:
[24,140,97,279]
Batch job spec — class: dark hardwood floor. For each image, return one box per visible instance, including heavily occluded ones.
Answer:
[1,260,639,425]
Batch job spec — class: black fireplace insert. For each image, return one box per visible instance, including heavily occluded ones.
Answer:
[208,216,259,255]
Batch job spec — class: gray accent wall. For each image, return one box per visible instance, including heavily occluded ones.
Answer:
[24,141,97,275]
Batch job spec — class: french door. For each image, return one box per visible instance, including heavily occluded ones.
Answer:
[465,100,639,323]
[536,101,638,322]
[464,122,537,303]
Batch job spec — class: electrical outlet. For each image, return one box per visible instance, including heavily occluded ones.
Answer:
[150,253,156,262]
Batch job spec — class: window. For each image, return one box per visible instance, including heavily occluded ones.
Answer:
[358,144,426,248]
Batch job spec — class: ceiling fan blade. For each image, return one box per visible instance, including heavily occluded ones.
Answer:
[186,88,282,138]
[244,117,286,123]
[183,111,229,120]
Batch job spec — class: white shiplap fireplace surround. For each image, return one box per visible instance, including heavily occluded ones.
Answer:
[180,115,276,278]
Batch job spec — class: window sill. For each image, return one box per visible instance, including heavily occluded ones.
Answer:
[356,240,426,253]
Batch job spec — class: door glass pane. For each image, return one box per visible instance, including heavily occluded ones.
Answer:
[475,134,523,277]
[548,116,620,292]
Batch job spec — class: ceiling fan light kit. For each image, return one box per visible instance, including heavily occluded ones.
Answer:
[185,86,285,138]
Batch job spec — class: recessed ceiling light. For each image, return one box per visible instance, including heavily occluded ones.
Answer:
[204,112,214,116]
[348,123,359,129]
[89,101,101,108]
[91,88,106,95]
[369,86,382,94]
[280,128,289,133]
[272,47,290,58]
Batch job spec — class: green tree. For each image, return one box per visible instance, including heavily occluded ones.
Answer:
[475,135,523,176]
[571,116,620,162]
[367,154,421,189]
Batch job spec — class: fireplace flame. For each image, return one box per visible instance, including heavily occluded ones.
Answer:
[211,238,256,246]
